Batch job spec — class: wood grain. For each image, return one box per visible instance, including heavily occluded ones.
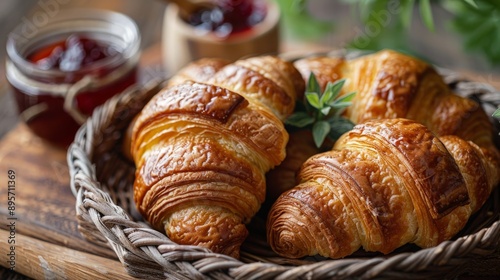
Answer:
[0,229,133,280]
[0,124,117,260]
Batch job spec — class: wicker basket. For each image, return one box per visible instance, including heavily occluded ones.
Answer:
[67,52,500,279]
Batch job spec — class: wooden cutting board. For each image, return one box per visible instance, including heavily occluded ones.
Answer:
[0,123,135,279]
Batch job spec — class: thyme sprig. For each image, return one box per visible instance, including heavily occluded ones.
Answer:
[285,73,356,148]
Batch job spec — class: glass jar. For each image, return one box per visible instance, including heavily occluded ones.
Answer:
[6,9,141,148]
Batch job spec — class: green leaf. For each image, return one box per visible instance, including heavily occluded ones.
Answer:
[285,112,315,127]
[400,0,415,29]
[464,0,478,8]
[307,73,321,95]
[331,102,353,113]
[320,83,337,106]
[331,91,356,107]
[493,108,500,118]
[305,92,322,109]
[320,106,331,116]
[327,117,356,141]
[419,0,435,31]
[312,121,331,148]
[322,79,345,105]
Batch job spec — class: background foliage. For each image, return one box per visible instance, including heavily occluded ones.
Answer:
[276,0,500,66]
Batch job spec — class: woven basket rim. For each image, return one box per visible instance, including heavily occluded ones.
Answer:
[67,52,500,280]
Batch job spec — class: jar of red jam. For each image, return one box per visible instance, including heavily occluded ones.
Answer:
[162,0,280,73]
[6,9,141,148]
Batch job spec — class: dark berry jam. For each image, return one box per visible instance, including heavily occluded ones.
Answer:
[11,36,137,148]
[28,35,119,71]
[187,0,267,37]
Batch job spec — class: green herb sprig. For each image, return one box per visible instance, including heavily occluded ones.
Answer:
[286,73,356,148]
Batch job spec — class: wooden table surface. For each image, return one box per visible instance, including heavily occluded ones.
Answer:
[1,1,500,279]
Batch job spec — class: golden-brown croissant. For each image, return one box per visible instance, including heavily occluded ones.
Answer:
[266,50,498,203]
[267,118,500,259]
[130,56,304,258]
[293,50,496,150]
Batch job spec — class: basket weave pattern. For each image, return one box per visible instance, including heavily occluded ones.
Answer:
[68,63,500,279]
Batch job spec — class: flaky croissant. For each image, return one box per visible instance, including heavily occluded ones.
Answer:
[267,118,500,259]
[130,56,304,258]
[293,50,496,150]
[266,50,499,201]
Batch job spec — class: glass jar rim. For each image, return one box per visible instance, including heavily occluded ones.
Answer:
[6,8,141,78]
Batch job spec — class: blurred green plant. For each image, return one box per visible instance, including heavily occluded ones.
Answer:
[276,0,500,66]
[443,0,500,65]
[343,0,431,54]
[275,0,334,39]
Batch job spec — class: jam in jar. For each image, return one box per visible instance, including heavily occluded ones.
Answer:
[6,9,141,148]
[163,0,280,73]
[187,0,267,37]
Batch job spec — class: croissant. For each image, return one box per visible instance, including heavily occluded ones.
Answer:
[293,50,496,150]
[266,50,499,201]
[267,118,500,259]
[130,56,304,258]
